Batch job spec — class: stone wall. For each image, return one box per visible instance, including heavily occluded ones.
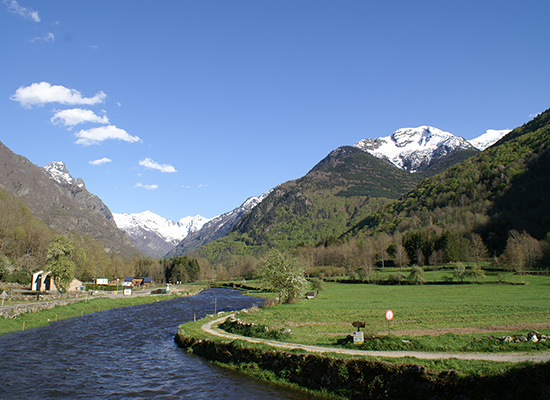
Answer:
[0,298,83,319]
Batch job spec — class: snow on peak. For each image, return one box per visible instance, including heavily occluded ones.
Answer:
[113,211,211,245]
[469,129,511,151]
[354,126,473,172]
[241,189,272,211]
[44,161,85,188]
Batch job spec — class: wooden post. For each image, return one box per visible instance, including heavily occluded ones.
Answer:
[214,298,217,314]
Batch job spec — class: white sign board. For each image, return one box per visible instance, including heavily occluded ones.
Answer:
[96,278,109,285]
[123,287,132,296]
[353,331,364,344]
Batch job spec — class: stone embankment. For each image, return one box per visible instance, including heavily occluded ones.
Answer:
[0,298,83,319]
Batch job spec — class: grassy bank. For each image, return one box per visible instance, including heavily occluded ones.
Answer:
[0,285,203,336]
[178,274,550,374]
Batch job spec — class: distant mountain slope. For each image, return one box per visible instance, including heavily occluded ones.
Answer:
[113,211,210,257]
[194,147,425,261]
[0,142,138,257]
[346,108,550,251]
[167,192,271,257]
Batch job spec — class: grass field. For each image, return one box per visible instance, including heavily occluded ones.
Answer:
[233,272,550,352]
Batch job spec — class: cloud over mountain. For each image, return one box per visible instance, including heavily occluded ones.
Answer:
[75,125,141,146]
[139,158,177,173]
[51,108,109,127]
[11,82,106,108]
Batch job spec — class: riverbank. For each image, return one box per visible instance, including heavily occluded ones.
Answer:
[175,314,550,400]
[175,278,550,399]
[0,284,203,336]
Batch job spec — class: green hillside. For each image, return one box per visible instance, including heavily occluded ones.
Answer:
[347,108,550,253]
[195,147,420,261]
[194,145,480,262]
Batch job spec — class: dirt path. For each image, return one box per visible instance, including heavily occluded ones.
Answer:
[202,314,550,364]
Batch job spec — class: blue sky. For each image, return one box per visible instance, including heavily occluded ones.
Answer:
[1,1,549,221]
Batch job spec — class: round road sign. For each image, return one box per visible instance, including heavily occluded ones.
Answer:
[385,309,394,321]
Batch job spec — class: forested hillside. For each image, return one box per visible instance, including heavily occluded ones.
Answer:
[194,145,476,263]
[347,108,550,253]
[0,190,141,284]
[192,110,550,279]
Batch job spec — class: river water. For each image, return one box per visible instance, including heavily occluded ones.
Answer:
[0,288,310,399]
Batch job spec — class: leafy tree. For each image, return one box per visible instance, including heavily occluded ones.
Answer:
[502,230,543,283]
[468,233,488,267]
[453,262,466,283]
[164,256,200,283]
[408,265,424,285]
[46,236,76,293]
[469,264,486,283]
[257,250,307,303]
[310,278,324,295]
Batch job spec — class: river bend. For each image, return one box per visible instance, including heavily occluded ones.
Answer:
[0,288,307,399]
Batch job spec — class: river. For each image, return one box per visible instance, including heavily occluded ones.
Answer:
[0,288,311,399]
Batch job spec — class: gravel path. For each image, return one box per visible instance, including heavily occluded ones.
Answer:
[202,314,550,363]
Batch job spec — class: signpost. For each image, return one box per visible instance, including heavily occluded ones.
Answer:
[385,310,394,336]
[352,321,365,344]
[1,290,7,306]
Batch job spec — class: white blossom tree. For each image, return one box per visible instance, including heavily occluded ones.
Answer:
[257,250,307,304]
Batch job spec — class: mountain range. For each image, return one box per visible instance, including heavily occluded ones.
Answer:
[0,123,510,262]
[114,126,508,258]
[113,212,210,258]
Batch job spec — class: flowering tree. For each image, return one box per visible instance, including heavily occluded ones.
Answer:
[257,250,307,304]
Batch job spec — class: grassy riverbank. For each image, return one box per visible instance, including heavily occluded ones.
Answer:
[0,285,203,336]
[178,274,550,377]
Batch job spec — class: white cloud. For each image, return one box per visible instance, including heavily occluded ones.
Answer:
[51,108,109,127]
[89,157,112,166]
[29,32,54,43]
[3,0,40,22]
[75,125,141,146]
[135,183,158,190]
[139,158,177,173]
[11,82,107,108]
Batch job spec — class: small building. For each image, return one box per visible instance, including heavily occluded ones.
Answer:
[305,292,316,300]
[143,277,153,286]
[132,278,144,286]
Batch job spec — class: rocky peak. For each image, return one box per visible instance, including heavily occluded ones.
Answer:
[354,126,474,172]
[43,161,85,188]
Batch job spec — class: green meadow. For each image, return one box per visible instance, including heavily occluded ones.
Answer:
[234,272,550,352]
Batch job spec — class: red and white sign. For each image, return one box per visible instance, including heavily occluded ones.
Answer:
[385,310,394,321]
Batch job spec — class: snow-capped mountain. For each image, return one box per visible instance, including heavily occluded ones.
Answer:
[353,126,509,172]
[469,129,511,151]
[44,161,85,188]
[113,211,211,257]
[167,190,272,257]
